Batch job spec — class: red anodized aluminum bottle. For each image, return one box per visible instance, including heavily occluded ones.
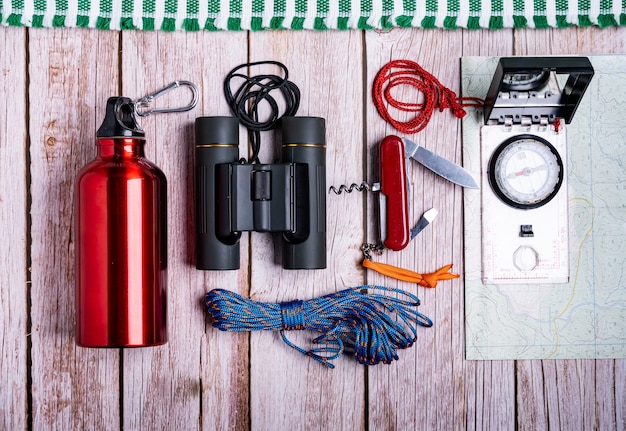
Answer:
[75,96,167,347]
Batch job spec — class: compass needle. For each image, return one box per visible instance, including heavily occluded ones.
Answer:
[490,136,563,209]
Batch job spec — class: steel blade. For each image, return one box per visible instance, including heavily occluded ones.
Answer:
[410,208,438,240]
[403,138,479,189]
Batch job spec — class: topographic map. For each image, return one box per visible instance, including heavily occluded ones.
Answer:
[462,55,626,360]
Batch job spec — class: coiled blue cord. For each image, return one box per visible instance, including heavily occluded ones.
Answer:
[205,286,433,369]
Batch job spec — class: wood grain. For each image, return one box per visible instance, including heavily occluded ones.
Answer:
[28,28,121,430]
[0,26,27,431]
[247,30,367,430]
[363,28,516,430]
[119,31,249,430]
[1,23,625,431]
[512,26,626,431]
[458,29,517,431]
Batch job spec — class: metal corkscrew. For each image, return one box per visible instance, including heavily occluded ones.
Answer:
[331,136,413,251]
[327,135,471,288]
[328,181,380,195]
[328,136,456,258]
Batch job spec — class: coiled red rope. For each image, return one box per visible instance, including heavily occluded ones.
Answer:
[372,59,483,134]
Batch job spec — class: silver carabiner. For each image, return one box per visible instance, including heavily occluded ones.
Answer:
[133,80,199,117]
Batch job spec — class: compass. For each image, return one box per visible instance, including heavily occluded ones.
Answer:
[501,71,550,91]
[488,135,563,209]
[479,57,593,284]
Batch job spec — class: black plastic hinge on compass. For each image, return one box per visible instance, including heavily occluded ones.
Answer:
[483,56,595,127]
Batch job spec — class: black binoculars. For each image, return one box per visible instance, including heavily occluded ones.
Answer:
[195,116,326,270]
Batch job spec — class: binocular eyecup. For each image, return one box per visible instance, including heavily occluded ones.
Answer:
[195,116,326,270]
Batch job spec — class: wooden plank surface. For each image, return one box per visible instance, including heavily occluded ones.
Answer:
[364,28,518,430]
[0,24,625,431]
[365,28,470,430]
[0,26,27,431]
[247,30,367,429]
[119,31,250,430]
[28,28,122,430]
[512,27,626,431]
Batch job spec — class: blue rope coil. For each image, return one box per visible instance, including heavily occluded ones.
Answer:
[204,285,433,369]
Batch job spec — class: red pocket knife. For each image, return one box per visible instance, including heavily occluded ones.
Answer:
[329,135,478,252]
[378,135,478,251]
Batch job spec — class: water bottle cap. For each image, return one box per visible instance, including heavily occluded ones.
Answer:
[97,97,145,139]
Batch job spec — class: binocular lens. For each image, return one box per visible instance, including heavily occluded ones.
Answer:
[195,117,241,270]
[195,116,326,270]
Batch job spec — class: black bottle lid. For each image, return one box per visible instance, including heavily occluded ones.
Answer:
[97,97,145,138]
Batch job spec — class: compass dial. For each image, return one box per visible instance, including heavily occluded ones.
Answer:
[488,135,563,209]
[501,71,550,91]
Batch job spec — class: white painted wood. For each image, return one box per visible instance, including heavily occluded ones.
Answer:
[513,27,626,431]
[458,29,516,431]
[28,28,122,430]
[364,27,516,430]
[247,30,367,430]
[616,359,626,430]
[119,31,249,430]
[1,23,625,431]
[0,26,28,431]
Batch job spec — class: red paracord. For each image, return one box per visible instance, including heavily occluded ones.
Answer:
[372,59,483,134]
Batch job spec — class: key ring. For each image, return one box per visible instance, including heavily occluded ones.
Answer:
[361,243,384,260]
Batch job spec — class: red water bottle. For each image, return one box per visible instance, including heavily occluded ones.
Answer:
[75,97,167,347]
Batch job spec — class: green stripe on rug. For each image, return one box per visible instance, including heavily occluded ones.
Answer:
[31,0,46,26]
[315,0,328,29]
[203,0,221,30]
[96,0,112,29]
[555,0,571,27]
[380,0,394,28]
[599,0,618,26]
[533,0,549,27]
[250,0,264,29]
[422,0,437,28]
[444,0,459,29]
[6,0,24,25]
[577,0,593,26]
[468,0,481,29]
[291,0,306,29]
[76,0,90,27]
[359,0,373,29]
[121,0,137,29]
[161,0,177,30]
[53,0,68,27]
[142,0,155,29]
[489,0,503,28]
[271,0,285,28]
[512,0,526,28]
[395,0,415,27]
[182,0,199,30]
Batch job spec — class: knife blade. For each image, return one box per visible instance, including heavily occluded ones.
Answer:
[410,208,438,240]
[402,137,479,189]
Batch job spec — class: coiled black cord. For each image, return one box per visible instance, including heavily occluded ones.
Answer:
[223,61,301,164]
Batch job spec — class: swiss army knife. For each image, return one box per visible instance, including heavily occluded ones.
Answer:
[331,135,478,253]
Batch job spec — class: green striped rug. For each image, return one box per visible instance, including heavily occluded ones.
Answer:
[1,0,624,31]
